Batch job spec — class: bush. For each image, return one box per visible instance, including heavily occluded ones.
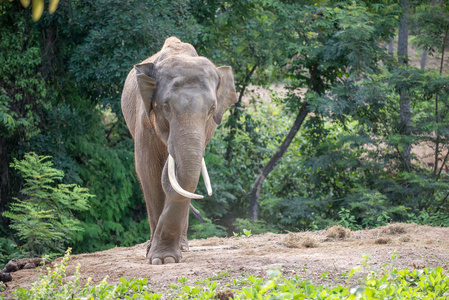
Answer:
[9,248,162,300]
[233,218,278,235]
[190,218,227,239]
[2,153,93,257]
[0,238,19,267]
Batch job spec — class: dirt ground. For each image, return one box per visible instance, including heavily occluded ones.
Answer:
[2,223,449,298]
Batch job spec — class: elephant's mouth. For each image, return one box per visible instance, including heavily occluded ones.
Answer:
[167,154,212,200]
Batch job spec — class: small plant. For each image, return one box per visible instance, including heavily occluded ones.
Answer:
[337,208,361,230]
[233,229,252,238]
[177,276,189,284]
[2,153,93,257]
[232,218,275,235]
[212,270,230,279]
[169,283,181,290]
[0,281,5,297]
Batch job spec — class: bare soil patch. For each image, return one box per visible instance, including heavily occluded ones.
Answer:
[2,224,449,298]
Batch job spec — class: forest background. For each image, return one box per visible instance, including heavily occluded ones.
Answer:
[1,0,449,264]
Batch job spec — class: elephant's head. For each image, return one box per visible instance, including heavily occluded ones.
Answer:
[135,55,237,202]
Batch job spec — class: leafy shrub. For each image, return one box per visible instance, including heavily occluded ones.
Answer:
[409,211,449,227]
[2,153,92,257]
[190,218,227,239]
[233,218,278,235]
[10,248,162,300]
[0,238,19,268]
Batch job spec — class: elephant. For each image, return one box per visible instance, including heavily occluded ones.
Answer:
[121,37,237,264]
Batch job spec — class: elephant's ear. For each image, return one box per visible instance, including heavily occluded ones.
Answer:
[135,63,157,117]
[214,66,238,125]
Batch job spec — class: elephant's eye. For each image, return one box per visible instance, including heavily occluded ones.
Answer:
[163,104,170,113]
[209,105,216,115]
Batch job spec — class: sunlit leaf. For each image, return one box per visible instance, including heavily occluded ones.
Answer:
[19,0,30,7]
[31,0,44,21]
[49,0,59,14]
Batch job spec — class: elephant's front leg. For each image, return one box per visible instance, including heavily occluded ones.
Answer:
[134,138,166,251]
[147,199,190,264]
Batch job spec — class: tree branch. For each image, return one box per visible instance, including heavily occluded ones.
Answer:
[249,102,309,220]
[237,64,258,104]
[436,148,449,181]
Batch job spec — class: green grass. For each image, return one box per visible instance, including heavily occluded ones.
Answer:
[1,249,448,299]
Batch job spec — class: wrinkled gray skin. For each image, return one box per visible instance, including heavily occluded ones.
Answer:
[121,37,237,264]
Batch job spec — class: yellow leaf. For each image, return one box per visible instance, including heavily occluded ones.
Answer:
[32,0,44,21]
[49,0,59,14]
[19,0,30,7]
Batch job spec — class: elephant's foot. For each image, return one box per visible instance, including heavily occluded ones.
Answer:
[150,256,176,265]
[146,239,182,265]
[180,235,189,252]
[145,238,188,256]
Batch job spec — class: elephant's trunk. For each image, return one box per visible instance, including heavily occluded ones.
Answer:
[162,129,211,202]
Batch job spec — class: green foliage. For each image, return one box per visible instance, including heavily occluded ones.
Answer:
[197,0,279,85]
[11,248,163,300]
[337,208,362,231]
[0,237,19,267]
[68,0,202,112]
[0,9,48,140]
[233,218,276,235]
[25,102,147,252]
[411,3,449,59]
[190,218,227,239]
[246,0,449,231]
[408,211,449,227]
[2,153,91,256]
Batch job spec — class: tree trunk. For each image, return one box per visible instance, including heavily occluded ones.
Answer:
[421,0,437,70]
[249,102,309,220]
[433,28,448,177]
[0,137,10,229]
[420,46,428,70]
[398,0,412,170]
[249,61,324,220]
[388,36,394,55]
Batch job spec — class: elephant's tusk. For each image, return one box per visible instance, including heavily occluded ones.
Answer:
[201,158,212,196]
[168,155,204,199]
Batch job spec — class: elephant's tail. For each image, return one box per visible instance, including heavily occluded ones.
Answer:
[190,204,205,223]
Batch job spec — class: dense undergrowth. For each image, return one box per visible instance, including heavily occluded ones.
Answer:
[2,249,448,300]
